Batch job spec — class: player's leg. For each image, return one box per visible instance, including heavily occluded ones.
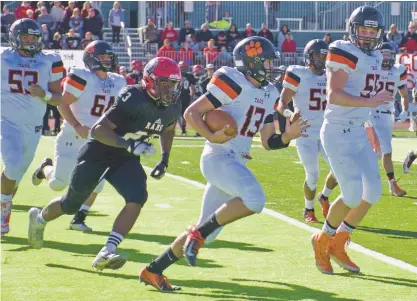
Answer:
[328,141,381,273]
[184,153,265,266]
[296,138,320,223]
[317,144,338,218]
[92,158,148,271]
[403,149,417,173]
[141,183,230,291]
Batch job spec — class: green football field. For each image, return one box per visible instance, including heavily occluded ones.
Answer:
[1,136,417,301]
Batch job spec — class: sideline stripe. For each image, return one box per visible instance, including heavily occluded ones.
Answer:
[143,166,417,275]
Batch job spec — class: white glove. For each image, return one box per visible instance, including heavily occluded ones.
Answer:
[128,140,157,157]
[398,110,408,123]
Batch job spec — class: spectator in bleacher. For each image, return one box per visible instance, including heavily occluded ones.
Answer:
[50,32,63,49]
[180,41,194,65]
[126,60,143,84]
[143,18,159,44]
[281,32,296,53]
[226,23,241,51]
[242,23,256,38]
[81,31,94,49]
[119,66,127,77]
[69,8,84,39]
[83,8,103,40]
[26,9,36,20]
[90,1,104,22]
[38,6,57,33]
[179,20,195,44]
[343,34,349,41]
[14,1,32,19]
[257,23,273,43]
[215,45,232,66]
[196,23,214,48]
[323,33,332,44]
[81,2,100,19]
[157,38,178,61]
[1,6,16,34]
[41,24,50,48]
[109,1,125,45]
[63,28,81,49]
[34,2,45,19]
[216,31,228,49]
[386,24,402,51]
[63,1,76,31]
[50,1,65,33]
[401,22,417,54]
[203,38,219,63]
[186,33,202,52]
[199,63,215,93]
[161,22,179,49]
[277,24,290,52]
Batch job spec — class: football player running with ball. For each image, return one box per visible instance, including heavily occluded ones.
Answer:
[28,57,182,271]
[312,6,393,274]
[1,19,64,236]
[139,36,309,291]
[278,39,338,223]
[31,41,127,232]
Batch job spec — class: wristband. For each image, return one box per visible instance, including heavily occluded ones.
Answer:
[43,91,52,102]
[267,133,289,150]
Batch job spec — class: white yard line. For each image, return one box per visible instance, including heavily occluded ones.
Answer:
[143,166,417,275]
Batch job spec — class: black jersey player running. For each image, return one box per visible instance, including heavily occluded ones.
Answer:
[28,57,182,270]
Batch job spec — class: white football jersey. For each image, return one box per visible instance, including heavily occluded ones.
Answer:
[283,65,327,139]
[204,67,279,155]
[1,47,64,128]
[62,67,126,132]
[325,40,383,124]
[372,64,407,112]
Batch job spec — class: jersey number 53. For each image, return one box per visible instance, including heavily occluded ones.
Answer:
[8,70,39,94]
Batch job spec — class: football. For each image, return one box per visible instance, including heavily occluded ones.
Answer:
[204,110,238,136]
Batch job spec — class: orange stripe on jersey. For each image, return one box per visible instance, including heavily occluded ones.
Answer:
[327,47,358,70]
[210,76,239,100]
[52,66,65,74]
[65,77,86,91]
[284,74,300,87]
[400,70,407,81]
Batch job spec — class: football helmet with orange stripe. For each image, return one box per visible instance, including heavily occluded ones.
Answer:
[233,36,279,87]
[9,18,43,57]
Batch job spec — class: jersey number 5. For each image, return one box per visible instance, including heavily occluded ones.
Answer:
[361,74,395,97]
[8,70,39,94]
[240,105,266,137]
[309,88,327,111]
[91,95,115,117]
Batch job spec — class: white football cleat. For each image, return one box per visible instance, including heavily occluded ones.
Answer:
[28,207,45,249]
[1,200,12,236]
[70,222,92,232]
[92,247,126,271]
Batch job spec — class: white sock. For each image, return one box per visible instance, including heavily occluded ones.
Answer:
[37,210,47,225]
[337,221,355,234]
[322,220,337,236]
[322,187,332,198]
[1,194,13,204]
[105,231,124,253]
[80,204,91,212]
[44,166,54,181]
[305,199,314,210]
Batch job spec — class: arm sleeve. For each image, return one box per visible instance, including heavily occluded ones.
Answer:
[326,45,358,74]
[206,69,242,108]
[63,69,87,98]
[282,66,300,92]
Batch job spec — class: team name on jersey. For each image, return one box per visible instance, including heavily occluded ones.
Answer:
[144,118,164,132]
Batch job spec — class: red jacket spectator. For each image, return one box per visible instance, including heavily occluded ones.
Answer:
[157,39,178,61]
[281,32,297,53]
[203,39,219,63]
[403,37,417,53]
[180,42,194,65]
[242,23,257,38]
[161,22,178,43]
[14,2,32,19]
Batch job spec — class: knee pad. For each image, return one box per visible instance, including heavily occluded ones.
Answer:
[305,172,319,191]
[204,227,223,245]
[241,183,266,214]
[340,180,363,208]
[48,178,68,191]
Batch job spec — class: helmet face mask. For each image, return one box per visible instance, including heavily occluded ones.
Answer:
[304,39,329,73]
[155,78,181,106]
[379,42,396,69]
[83,41,118,72]
[9,19,43,57]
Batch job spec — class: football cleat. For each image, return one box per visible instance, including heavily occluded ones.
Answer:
[403,151,416,173]
[304,209,319,223]
[317,193,330,218]
[1,200,12,236]
[32,158,53,186]
[389,180,406,197]
[328,232,360,273]
[92,247,126,271]
[311,232,333,274]
[28,207,45,249]
[139,267,181,291]
[70,210,92,232]
[184,226,205,267]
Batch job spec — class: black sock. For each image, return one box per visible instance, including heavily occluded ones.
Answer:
[147,247,179,275]
[197,213,221,239]
[387,172,394,181]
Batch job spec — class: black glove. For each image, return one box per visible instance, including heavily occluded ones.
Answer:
[150,153,169,179]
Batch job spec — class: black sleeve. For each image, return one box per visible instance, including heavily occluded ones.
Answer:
[105,87,138,131]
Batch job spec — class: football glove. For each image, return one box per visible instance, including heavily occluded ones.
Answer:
[128,140,156,157]
[398,110,408,123]
[151,153,169,179]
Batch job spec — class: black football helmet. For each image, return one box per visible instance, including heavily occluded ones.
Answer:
[233,36,279,86]
[378,42,396,69]
[304,39,329,72]
[9,18,43,57]
[83,40,118,72]
[348,6,385,54]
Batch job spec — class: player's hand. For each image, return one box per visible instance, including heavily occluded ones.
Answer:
[290,110,301,124]
[151,161,168,179]
[368,91,393,108]
[128,140,157,157]
[74,124,91,139]
[29,84,46,99]
[208,125,237,144]
[283,116,310,143]
[398,110,408,123]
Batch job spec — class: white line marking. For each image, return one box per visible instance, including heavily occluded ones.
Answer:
[154,204,172,209]
[180,161,190,164]
[143,166,417,275]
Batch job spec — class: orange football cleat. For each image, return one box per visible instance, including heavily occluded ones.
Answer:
[311,232,333,274]
[184,225,205,266]
[389,180,406,197]
[328,232,360,273]
[304,209,319,223]
[317,193,330,218]
[139,267,181,291]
